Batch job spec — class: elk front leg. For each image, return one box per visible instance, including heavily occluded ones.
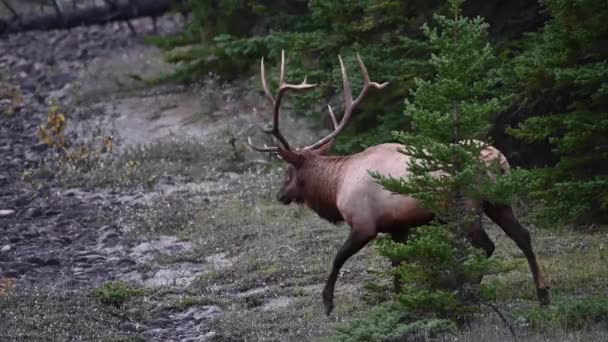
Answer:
[323,229,375,315]
[484,202,550,305]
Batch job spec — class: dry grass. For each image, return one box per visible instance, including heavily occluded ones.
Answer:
[19,129,608,341]
[107,170,608,341]
[0,288,148,341]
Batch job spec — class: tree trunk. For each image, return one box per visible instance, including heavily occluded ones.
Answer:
[0,0,181,35]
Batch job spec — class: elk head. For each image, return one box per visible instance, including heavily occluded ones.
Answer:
[247,50,388,205]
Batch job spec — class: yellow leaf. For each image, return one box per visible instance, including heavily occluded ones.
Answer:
[0,277,16,296]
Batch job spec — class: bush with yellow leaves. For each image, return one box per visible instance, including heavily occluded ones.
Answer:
[37,104,114,172]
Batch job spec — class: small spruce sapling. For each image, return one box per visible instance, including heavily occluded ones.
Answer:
[370,0,512,329]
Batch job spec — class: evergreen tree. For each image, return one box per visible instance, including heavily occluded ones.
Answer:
[330,1,511,340]
[147,0,438,153]
[505,0,608,226]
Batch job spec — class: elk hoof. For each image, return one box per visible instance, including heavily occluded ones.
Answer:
[322,289,334,316]
[537,287,550,306]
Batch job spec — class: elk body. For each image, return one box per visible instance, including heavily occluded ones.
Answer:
[249,51,550,315]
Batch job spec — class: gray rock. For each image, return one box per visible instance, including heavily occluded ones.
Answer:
[72,267,85,275]
[116,257,136,267]
[14,194,36,207]
[22,230,41,239]
[25,207,44,218]
[26,256,45,266]
[1,245,12,253]
[74,253,106,264]
[0,209,15,217]
[44,258,61,266]
[98,229,119,247]
[119,321,138,332]
[2,270,20,278]
[11,262,33,275]
[225,172,240,180]
[143,263,204,288]
[50,236,72,246]
[173,306,221,323]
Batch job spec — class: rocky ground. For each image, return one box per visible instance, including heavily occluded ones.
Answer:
[0,15,356,342]
[1,14,608,342]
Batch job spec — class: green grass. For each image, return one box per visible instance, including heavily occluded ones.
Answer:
[480,230,608,303]
[94,281,147,308]
[517,295,608,330]
[0,288,146,341]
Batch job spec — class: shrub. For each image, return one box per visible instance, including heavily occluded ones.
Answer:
[93,281,145,308]
[334,1,513,339]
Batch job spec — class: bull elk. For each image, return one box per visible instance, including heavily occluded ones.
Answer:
[248,51,550,315]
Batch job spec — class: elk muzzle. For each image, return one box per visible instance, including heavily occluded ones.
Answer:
[276,190,292,205]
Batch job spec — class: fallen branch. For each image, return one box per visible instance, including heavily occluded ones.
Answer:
[0,0,18,18]
[475,293,517,339]
[0,0,182,35]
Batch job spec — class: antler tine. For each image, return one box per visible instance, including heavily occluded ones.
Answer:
[252,50,317,152]
[338,55,353,109]
[327,105,339,129]
[247,137,279,152]
[353,53,389,105]
[279,50,286,86]
[302,53,388,151]
[260,57,275,105]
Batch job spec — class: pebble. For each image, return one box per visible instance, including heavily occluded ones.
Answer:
[22,230,41,239]
[2,271,20,278]
[98,230,119,246]
[26,256,45,265]
[74,253,106,264]
[225,172,240,180]
[172,306,222,323]
[25,207,44,218]
[0,209,15,217]
[1,245,12,253]
[116,257,136,267]
[44,258,61,266]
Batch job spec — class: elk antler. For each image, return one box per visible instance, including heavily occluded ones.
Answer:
[247,50,317,152]
[303,54,388,150]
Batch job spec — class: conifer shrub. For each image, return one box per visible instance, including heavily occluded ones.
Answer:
[331,1,514,339]
[147,0,440,153]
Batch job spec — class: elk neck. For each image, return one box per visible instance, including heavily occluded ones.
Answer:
[299,155,349,224]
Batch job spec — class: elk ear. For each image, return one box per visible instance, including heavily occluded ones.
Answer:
[278,146,304,167]
[315,140,333,155]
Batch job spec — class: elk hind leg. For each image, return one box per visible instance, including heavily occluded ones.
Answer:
[464,215,495,285]
[484,202,550,305]
[389,231,408,293]
[469,228,495,258]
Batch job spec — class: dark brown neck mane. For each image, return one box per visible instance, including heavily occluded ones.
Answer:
[300,155,348,224]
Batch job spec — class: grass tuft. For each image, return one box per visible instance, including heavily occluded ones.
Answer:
[94,281,146,308]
